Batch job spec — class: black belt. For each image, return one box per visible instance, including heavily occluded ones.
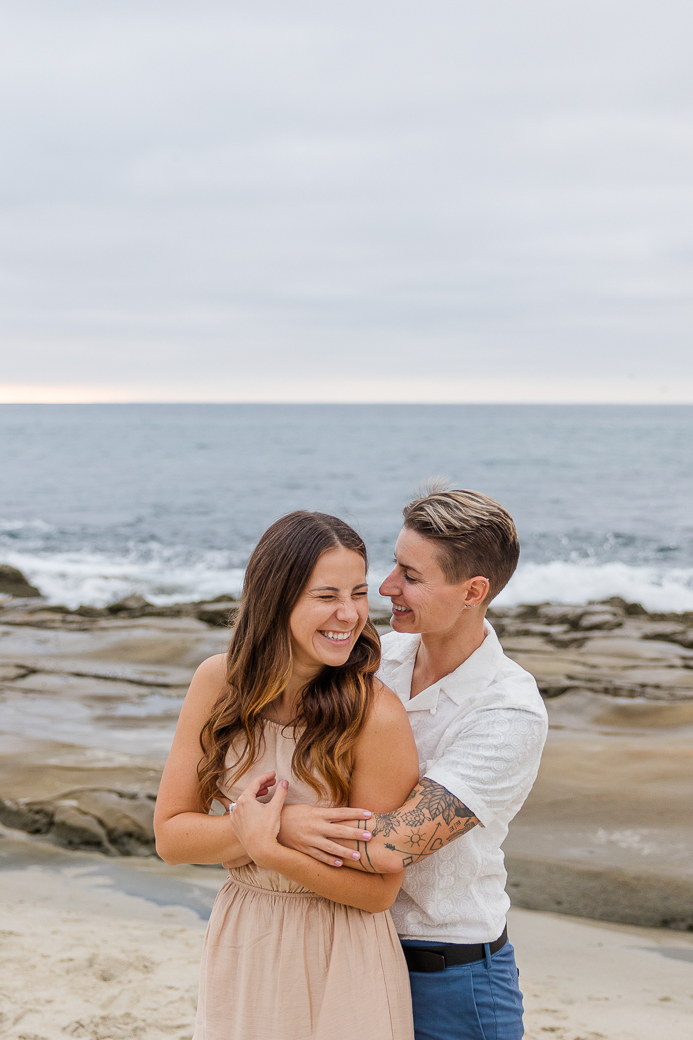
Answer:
[403,926,508,973]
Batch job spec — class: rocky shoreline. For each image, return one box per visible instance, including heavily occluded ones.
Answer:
[1,587,692,929]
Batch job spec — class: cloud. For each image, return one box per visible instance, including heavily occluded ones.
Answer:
[1,1,693,401]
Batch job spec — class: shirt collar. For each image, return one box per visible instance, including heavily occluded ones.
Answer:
[388,620,505,714]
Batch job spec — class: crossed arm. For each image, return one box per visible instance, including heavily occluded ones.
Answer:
[279,777,480,873]
[154,656,420,913]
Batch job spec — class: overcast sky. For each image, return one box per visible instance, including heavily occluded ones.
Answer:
[1,1,693,402]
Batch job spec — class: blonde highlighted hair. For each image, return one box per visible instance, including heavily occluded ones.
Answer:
[403,479,519,602]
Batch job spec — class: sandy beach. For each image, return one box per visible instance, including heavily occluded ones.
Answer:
[1,594,693,1037]
[1,837,691,1040]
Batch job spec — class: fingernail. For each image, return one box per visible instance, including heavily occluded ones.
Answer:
[363,811,372,818]
[281,780,289,788]
[334,859,343,867]
[351,851,360,860]
[362,832,371,840]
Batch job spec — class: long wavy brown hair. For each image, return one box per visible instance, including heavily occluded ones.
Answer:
[197,511,380,810]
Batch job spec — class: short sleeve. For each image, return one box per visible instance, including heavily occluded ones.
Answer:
[423,707,547,827]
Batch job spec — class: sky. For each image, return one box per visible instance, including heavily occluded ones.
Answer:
[1,0,693,403]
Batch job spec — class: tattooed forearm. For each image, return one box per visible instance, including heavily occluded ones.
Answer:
[351,779,479,872]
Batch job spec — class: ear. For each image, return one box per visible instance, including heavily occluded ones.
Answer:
[464,576,490,609]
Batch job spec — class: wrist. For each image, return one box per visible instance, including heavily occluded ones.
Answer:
[254,840,290,871]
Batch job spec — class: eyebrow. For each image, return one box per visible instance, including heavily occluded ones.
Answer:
[395,557,422,575]
[311,583,369,592]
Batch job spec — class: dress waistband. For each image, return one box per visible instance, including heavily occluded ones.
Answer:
[225,874,324,900]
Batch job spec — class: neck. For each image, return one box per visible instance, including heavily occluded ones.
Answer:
[412,614,487,697]
[272,660,321,721]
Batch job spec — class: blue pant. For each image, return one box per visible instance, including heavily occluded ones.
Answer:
[401,939,524,1040]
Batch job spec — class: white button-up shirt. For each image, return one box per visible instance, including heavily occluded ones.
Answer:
[377,620,548,944]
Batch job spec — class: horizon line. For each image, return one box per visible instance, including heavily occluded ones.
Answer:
[1,399,693,407]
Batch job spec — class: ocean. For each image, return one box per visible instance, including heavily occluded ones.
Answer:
[1,403,692,612]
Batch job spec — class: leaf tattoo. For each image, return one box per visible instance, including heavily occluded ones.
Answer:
[415,780,476,826]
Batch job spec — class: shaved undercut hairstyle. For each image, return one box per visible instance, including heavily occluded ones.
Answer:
[402,481,519,603]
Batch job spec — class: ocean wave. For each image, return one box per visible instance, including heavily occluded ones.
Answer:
[0,517,54,534]
[4,549,693,614]
[493,560,693,613]
[2,548,246,608]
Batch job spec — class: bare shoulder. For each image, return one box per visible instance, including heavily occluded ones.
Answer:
[358,678,412,745]
[182,653,228,717]
[194,653,227,684]
[370,678,408,722]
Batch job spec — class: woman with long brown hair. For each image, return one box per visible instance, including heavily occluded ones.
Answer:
[154,511,419,1040]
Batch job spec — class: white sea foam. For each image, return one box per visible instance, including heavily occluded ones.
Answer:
[5,549,693,614]
[3,548,245,608]
[495,560,693,613]
[0,517,54,534]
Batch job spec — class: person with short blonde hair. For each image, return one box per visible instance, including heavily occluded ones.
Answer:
[281,485,548,1040]
[402,482,520,598]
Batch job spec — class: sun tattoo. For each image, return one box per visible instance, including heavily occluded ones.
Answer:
[356,779,480,871]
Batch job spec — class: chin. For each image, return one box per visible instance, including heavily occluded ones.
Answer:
[391,612,415,631]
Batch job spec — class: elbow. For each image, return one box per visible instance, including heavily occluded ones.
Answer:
[155,840,178,866]
[157,848,181,866]
[362,882,401,914]
[369,893,397,914]
[372,849,406,874]
[154,827,183,866]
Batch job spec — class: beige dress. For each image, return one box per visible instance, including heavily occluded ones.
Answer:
[193,720,414,1040]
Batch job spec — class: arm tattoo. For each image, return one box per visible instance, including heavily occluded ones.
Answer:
[355,779,479,871]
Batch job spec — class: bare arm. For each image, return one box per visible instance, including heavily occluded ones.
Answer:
[154,654,272,866]
[234,683,420,912]
[346,777,480,873]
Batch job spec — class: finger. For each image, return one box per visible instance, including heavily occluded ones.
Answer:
[268,778,290,813]
[239,772,279,801]
[322,807,373,822]
[318,840,363,862]
[324,825,372,842]
[304,847,347,868]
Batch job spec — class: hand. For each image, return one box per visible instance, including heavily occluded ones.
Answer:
[230,771,289,869]
[278,803,373,867]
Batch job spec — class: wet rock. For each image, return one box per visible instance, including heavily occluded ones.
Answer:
[0,797,54,834]
[0,564,41,598]
[108,594,153,615]
[75,604,111,618]
[0,789,157,856]
[602,596,648,616]
[576,611,623,631]
[67,789,156,855]
[52,802,117,854]
[195,601,239,627]
[369,613,393,628]
[642,627,693,650]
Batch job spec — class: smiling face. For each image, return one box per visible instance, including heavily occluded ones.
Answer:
[379,526,487,635]
[289,546,370,676]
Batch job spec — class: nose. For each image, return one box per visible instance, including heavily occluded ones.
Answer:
[379,567,400,598]
[335,596,359,623]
